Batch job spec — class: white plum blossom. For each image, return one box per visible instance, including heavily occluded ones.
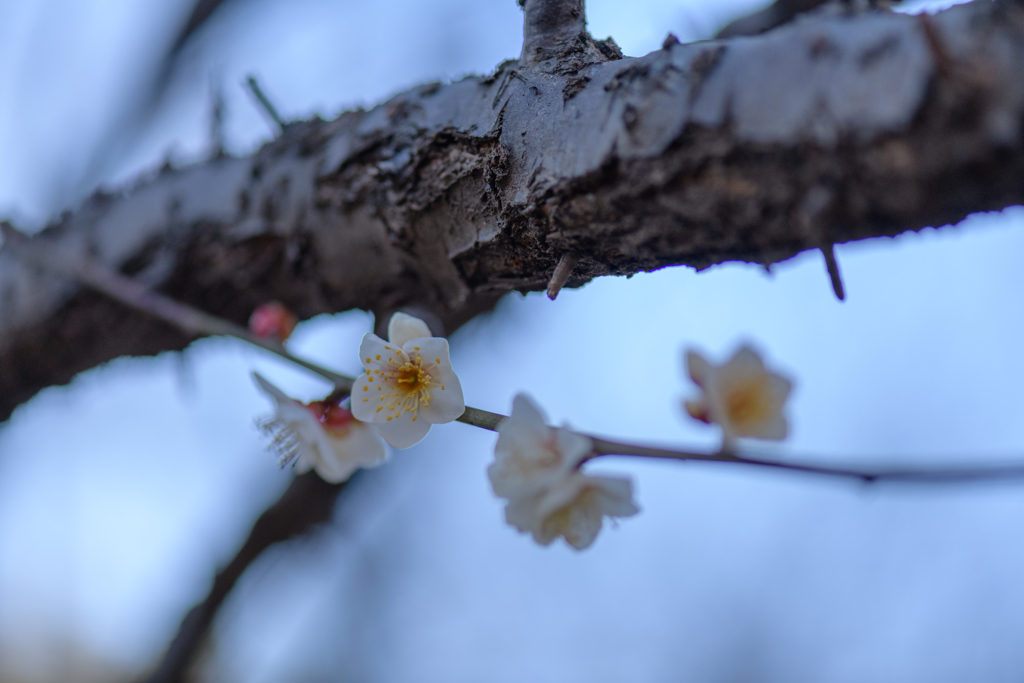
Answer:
[683,345,792,450]
[350,312,465,449]
[254,373,387,483]
[488,394,590,497]
[504,472,638,550]
[489,394,638,550]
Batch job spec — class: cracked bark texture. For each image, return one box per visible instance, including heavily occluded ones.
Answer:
[3,0,1024,423]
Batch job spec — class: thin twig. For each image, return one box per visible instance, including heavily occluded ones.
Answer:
[210,75,226,158]
[0,223,352,391]
[244,75,284,132]
[585,437,1024,484]
[10,222,1024,486]
[457,406,505,431]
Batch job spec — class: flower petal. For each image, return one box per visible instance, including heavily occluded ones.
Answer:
[403,337,452,368]
[253,372,319,430]
[533,474,638,550]
[534,475,603,550]
[490,394,582,499]
[684,397,711,423]
[554,428,594,469]
[376,411,433,449]
[767,373,793,403]
[504,494,543,536]
[419,365,465,423]
[350,372,381,422]
[324,422,389,474]
[253,372,294,409]
[399,338,464,423]
[359,333,404,371]
[559,507,603,550]
[511,393,547,426]
[682,345,793,445]
[311,450,359,483]
[497,394,550,445]
[728,345,767,374]
[686,350,712,386]
[388,312,432,347]
[746,414,788,440]
[589,475,640,518]
[534,473,590,521]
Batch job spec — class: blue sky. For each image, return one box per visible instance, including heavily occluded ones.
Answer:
[0,1,1012,681]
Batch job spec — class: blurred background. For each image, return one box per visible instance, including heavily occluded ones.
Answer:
[1,0,1017,681]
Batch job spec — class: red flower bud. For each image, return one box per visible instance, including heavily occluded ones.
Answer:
[249,302,298,341]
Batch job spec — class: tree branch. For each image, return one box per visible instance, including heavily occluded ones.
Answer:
[18,233,1021,492]
[18,5,1020,679]
[141,473,350,683]
[717,0,830,39]
[2,0,1023,425]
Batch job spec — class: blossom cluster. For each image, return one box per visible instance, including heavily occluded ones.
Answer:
[251,307,793,551]
[488,395,639,550]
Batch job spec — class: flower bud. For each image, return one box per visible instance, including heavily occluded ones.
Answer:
[249,302,298,341]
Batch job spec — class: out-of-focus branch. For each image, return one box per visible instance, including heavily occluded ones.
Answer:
[142,472,351,683]
[3,1,1024,424]
[170,0,234,55]
[715,0,899,39]
[717,0,831,39]
[586,438,1024,484]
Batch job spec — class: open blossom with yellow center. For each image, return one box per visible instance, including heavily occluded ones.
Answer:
[489,394,638,551]
[253,373,388,483]
[683,345,792,450]
[350,312,465,449]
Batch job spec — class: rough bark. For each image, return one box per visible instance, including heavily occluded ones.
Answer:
[717,0,842,38]
[2,0,1024,423]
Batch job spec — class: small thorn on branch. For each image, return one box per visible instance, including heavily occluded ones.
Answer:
[210,76,226,158]
[547,252,580,300]
[794,186,845,302]
[244,75,284,133]
[821,244,845,301]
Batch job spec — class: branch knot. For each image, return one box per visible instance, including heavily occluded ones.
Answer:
[520,0,620,70]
